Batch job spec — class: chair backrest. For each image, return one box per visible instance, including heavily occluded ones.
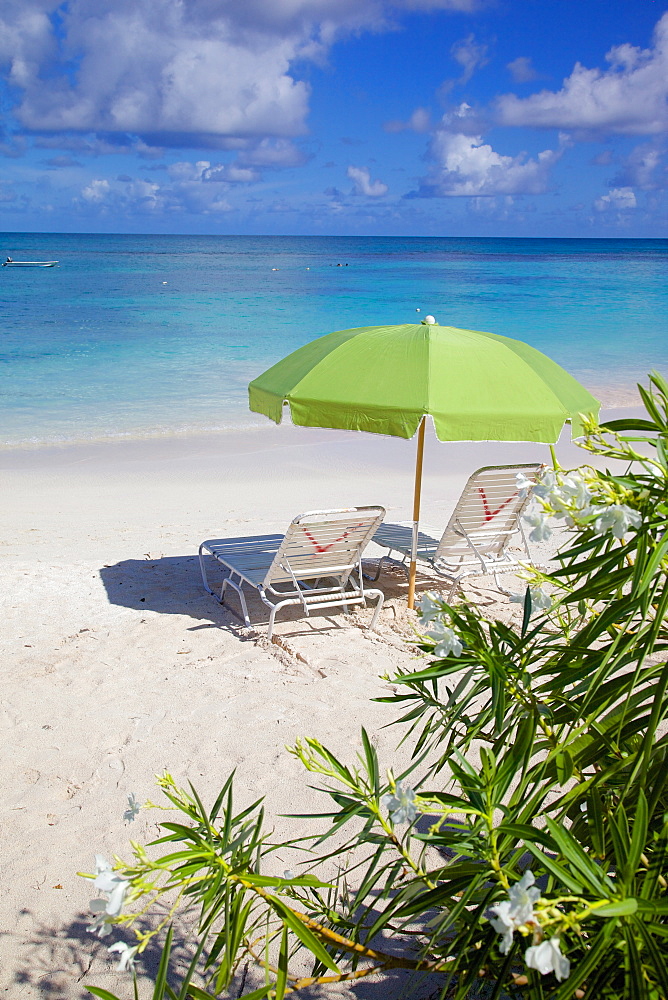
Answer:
[264,506,386,587]
[435,464,542,563]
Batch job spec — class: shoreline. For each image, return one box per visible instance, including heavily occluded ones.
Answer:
[0,378,650,453]
[0,392,647,460]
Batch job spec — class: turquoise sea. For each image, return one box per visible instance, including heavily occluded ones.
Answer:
[1,233,666,449]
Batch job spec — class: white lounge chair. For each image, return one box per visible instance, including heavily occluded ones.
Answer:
[369,464,543,599]
[199,506,386,639]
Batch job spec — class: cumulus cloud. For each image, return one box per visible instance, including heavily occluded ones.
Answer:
[438,33,489,98]
[450,33,489,85]
[414,131,563,196]
[0,0,483,146]
[384,107,431,133]
[167,159,258,183]
[82,178,111,203]
[594,187,637,211]
[506,56,538,83]
[347,165,388,196]
[237,138,308,168]
[76,167,236,216]
[495,12,668,135]
[612,142,667,191]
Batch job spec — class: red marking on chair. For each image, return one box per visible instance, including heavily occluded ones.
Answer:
[478,487,515,522]
[301,523,365,554]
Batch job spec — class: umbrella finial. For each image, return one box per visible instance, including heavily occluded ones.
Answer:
[423,315,436,325]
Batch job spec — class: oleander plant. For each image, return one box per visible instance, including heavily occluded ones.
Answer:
[83,372,668,1000]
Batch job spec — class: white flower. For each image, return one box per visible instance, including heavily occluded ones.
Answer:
[282,870,295,880]
[425,619,463,657]
[489,870,541,954]
[88,855,130,936]
[532,469,558,500]
[489,900,516,954]
[108,941,139,972]
[123,793,141,823]
[530,586,552,611]
[559,472,591,510]
[594,504,642,540]
[524,510,553,543]
[418,592,442,623]
[508,870,541,923]
[382,782,419,825]
[516,471,535,498]
[525,937,570,981]
[88,899,114,938]
[93,856,129,916]
[510,586,552,613]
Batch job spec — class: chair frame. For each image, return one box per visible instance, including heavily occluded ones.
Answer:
[200,507,386,639]
[368,464,543,599]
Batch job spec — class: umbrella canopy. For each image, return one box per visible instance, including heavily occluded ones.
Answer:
[248,321,600,608]
[249,322,600,444]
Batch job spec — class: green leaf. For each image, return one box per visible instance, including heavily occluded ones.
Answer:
[274,925,289,1000]
[84,990,122,1000]
[517,838,585,894]
[521,586,532,638]
[544,817,614,893]
[360,727,379,795]
[594,898,638,916]
[554,749,573,784]
[626,789,649,885]
[601,418,658,433]
[152,924,174,1000]
[267,896,340,973]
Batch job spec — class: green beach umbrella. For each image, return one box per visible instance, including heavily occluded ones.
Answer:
[249,319,600,608]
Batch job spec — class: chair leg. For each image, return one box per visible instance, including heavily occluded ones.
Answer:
[492,570,514,597]
[367,589,385,631]
[266,606,278,641]
[220,575,252,627]
[199,545,216,597]
[363,556,386,582]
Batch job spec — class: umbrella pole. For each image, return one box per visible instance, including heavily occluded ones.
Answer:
[407,416,426,610]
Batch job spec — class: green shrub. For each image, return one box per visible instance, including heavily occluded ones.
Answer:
[83,372,668,1000]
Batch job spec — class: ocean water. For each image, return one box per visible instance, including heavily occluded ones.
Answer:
[1,233,666,449]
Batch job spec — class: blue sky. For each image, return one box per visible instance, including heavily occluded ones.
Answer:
[1,0,667,236]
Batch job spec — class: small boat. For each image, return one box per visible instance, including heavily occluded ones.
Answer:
[3,259,59,267]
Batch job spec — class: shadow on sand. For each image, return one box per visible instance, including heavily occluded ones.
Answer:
[15,907,450,999]
[98,555,417,639]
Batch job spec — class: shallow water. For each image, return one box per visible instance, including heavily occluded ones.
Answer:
[1,233,666,447]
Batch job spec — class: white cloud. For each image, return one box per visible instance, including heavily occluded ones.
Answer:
[594,187,637,211]
[439,33,489,98]
[450,33,489,85]
[506,56,538,83]
[237,138,307,168]
[612,142,667,191]
[81,178,110,202]
[76,167,238,216]
[495,12,668,135]
[168,159,257,183]
[416,131,562,196]
[383,107,431,133]
[0,0,483,146]
[347,165,388,196]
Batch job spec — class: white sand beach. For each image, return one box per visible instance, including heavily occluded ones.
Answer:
[0,411,638,998]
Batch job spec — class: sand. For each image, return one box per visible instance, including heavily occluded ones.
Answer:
[0,411,638,998]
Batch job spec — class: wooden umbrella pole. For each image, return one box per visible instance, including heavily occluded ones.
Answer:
[407,416,426,610]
